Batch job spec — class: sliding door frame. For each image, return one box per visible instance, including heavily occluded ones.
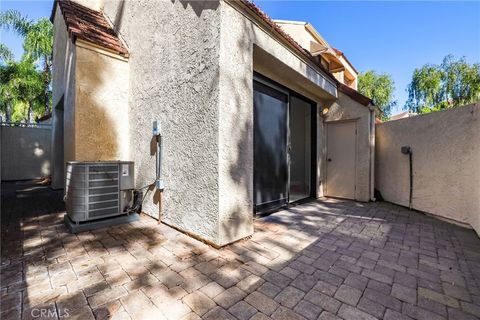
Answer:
[253,72,317,215]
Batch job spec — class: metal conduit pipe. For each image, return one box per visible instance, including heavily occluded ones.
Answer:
[401,146,413,209]
[153,120,165,191]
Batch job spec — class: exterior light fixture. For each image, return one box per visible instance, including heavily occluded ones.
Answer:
[322,107,330,115]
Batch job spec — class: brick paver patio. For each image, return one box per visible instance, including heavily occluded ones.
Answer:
[2,180,480,320]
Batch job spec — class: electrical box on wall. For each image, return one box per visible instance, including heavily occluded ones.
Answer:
[153,120,161,136]
[156,179,164,190]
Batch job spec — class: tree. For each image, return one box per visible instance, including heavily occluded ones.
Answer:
[406,55,480,113]
[0,44,16,122]
[0,42,44,123]
[358,70,397,121]
[405,65,443,113]
[0,43,14,63]
[0,57,44,123]
[442,55,480,107]
[0,10,52,115]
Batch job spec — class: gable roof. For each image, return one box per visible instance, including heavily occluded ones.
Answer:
[52,1,128,57]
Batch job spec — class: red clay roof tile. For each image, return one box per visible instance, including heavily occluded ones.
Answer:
[56,0,128,57]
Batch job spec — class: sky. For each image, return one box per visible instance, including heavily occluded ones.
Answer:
[1,1,54,61]
[256,0,480,114]
[1,1,479,115]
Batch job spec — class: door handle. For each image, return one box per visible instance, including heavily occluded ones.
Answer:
[327,158,332,162]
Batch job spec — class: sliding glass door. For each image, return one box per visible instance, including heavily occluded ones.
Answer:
[253,76,315,214]
[253,80,288,213]
[289,96,313,202]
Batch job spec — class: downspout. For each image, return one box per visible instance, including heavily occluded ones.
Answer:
[369,104,376,201]
[401,146,413,209]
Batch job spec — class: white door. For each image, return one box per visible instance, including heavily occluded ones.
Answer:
[326,121,356,199]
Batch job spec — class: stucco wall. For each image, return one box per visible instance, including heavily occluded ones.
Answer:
[218,3,254,245]
[218,2,343,245]
[101,0,342,245]
[52,8,69,109]
[104,0,222,244]
[251,28,336,98]
[219,3,372,225]
[51,8,74,189]
[52,0,375,246]
[1,126,51,181]
[71,0,104,11]
[275,23,315,52]
[376,103,480,235]
[73,44,130,161]
[52,5,129,188]
[323,92,373,202]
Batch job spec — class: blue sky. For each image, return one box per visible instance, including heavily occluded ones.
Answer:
[1,1,53,57]
[1,1,479,115]
[256,1,480,114]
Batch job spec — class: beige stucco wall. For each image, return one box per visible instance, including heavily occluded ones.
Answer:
[376,103,480,235]
[217,2,345,245]
[275,22,316,52]
[73,43,130,161]
[53,0,373,246]
[275,21,358,91]
[251,29,337,98]
[71,0,104,11]
[52,5,129,188]
[218,3,254,245]
[338,55,358,90]
[323,92,374,202]
[51,8,75,189]
[52,8,69,110]
[101,0,341,246]
[219,2,373,214]
[104,0,223,245]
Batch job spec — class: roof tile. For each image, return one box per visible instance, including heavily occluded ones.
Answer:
[57,0,128,57]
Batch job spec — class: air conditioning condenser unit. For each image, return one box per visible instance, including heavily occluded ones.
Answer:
[64,161,139,233]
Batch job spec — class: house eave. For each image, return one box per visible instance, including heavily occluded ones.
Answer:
[227,0,338,98]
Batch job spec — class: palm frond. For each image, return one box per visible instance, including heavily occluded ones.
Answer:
[0,10,32,36]
[0,43,14,63]
[24,18,53,61]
